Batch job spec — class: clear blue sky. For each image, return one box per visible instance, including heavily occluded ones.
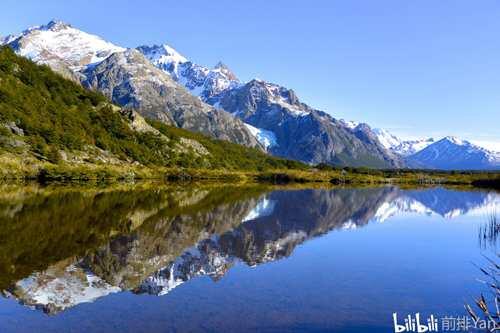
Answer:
[2,0,499,149]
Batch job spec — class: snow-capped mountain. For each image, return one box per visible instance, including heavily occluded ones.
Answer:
[372,128,402,149]
[372,128,435,156]
[407,136,500,170]
[390,138,436,156]
[5,263,120,314]
[138,239,235,296]
[1,20,124,79]
[339,119,359,130]
[371,127,500,169]
[137,44,240,101]
[135,44,187,80]
[80,49,260,147]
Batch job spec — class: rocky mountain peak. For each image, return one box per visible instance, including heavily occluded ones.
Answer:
[213,61,228,70]
[213,61,238,81]
[137,44,187,65]
[19,19,72,35]
[138,45,240,100]
[245,80,298,105]
[82,48,262,148]
[442,136,467,146]
[40,19,72,32]
[351,123,383,145]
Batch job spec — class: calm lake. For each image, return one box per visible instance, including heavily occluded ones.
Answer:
[0,184,498,332]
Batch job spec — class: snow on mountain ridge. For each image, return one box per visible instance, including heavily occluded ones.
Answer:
[339,120,359,129]
[135,44,187,80]
[407,136,500,170]
[5,19,125,71]
[392,138,436,156]
[439,136,496,154]
[138,45,312,118]
[374,197,434,222]
[1,34,17,45]
[372,128,402,149]
[371,128,500,160]
[373,190,500,222]
[137,44,240,100]
[26,20,71,33]
[259,81,309,117]
[443,136,468,146]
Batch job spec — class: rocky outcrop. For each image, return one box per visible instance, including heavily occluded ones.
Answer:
[81,50,261,148]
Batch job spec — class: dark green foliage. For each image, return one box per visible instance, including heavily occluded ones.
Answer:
[0,125,9,137]
[0,47,103,152]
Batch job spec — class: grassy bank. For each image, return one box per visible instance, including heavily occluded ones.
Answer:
[1,153,499,189]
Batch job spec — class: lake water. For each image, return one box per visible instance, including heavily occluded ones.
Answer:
[0,184,498,332]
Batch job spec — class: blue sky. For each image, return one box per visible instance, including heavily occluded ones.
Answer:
[2,0,499,150]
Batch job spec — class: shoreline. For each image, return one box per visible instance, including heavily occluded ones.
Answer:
[0,159,499,190]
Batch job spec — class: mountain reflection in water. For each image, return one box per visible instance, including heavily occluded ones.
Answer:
[0,184,498,315]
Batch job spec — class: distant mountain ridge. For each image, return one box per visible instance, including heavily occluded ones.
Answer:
[406,136,500,170]
[371,129,500,170]
[372,128,436,156]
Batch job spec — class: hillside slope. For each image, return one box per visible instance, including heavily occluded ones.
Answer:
[0,47,305,176]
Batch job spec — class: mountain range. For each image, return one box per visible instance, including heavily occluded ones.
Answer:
[2,20,499,169]
[373,130,500,170]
